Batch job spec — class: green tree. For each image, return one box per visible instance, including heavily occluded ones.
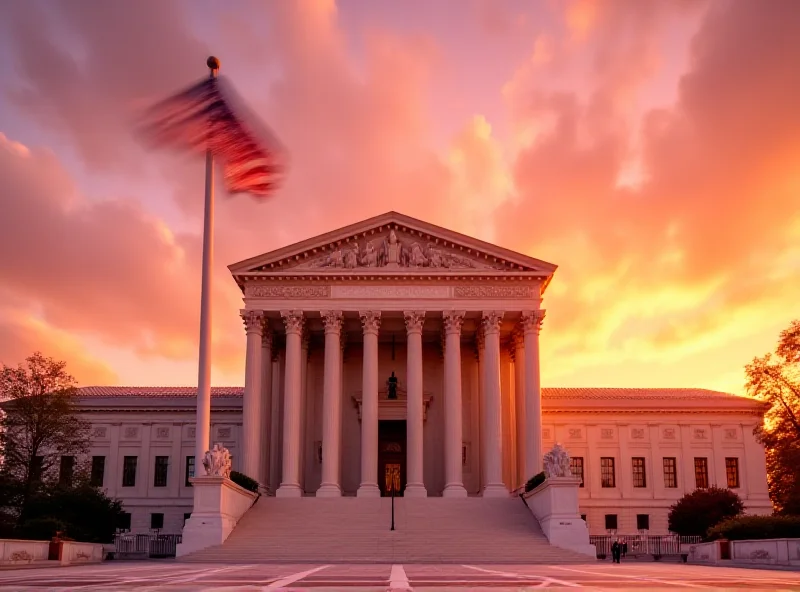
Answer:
[0,352,90,510]
[745,319,800,515]
[668,487,745,538]
[19,483,125,543]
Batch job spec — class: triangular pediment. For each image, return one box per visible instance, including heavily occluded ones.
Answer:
[229,211,558,276]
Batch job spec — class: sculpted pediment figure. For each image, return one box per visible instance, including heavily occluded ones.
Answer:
[543,443,572,478]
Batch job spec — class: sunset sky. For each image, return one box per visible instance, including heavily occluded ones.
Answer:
[0,0,798,394]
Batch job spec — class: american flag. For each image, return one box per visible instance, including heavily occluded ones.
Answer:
[138,76,287,197]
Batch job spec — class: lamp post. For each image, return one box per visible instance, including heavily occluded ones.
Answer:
[386,465,400,530]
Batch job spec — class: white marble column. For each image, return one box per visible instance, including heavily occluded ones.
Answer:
[357,311,381,497]
[318,311,344,497]
[260,327,273,489]
[481,311,508,497]
[521,310,545,477]
[404,310,427,497]
[277,310,304,497]
[443,310,468,497]
[512,329,527,486]
[241,310,264,482]
[299,333,309,491]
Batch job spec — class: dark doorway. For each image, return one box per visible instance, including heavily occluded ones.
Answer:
[378,420,406,496]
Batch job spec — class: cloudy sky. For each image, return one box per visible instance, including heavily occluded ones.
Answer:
[0,0,797,393]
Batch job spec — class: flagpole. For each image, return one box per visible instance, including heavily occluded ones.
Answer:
[195,56,220,476]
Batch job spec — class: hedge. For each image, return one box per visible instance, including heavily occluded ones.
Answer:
[706,515,800,541]
[230,471,259,493]
[524,472,546,493]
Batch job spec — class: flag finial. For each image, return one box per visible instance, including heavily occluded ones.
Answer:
[207,56,221,75]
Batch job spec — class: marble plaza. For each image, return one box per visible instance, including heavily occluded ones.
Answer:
[73,212,771,541]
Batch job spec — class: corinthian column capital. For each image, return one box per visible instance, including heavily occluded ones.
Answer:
[359,311,382,335]
[241,310,265,335]
[520,310,546,335]
[442,310,466,335]
[320,310,344,334]
[280,310,305,336]
[481,311,504,335]
[403,310,426,335]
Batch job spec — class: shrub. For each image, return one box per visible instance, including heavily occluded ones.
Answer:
[706,515,800,541]
[667,486,744,538]
[524,471,546,493]
[17,517,67,541]
[230,471,259,493]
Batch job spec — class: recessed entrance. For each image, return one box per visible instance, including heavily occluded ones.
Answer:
[378,420,406,496]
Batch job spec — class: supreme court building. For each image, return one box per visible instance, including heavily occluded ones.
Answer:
[75,212,772,535]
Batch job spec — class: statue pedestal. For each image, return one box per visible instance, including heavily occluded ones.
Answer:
[176,476,258,557]
[521,476,596,558]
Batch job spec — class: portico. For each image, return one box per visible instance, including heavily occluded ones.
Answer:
[196,212,556,497]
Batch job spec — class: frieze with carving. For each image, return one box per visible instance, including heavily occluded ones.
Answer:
[568,428,582,439]
[454,285,535,298]
[123,427,139,439]
[246,285,330,298]
[155,427,170,439]
[92,427,107,439]
[631,428,645,440]
[601,428,614,440]
[693,428,708,440]
[663,428,677,440]
[724,428,738,440]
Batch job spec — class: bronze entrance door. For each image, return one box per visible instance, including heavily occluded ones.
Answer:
[378,420,406,496]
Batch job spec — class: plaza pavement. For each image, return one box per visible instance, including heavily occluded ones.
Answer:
[0,561,798,590]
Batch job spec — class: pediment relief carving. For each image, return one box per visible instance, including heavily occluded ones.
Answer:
[306,229,505,271]
[254,228,517,272]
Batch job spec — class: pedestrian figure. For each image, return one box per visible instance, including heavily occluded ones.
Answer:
[611,540,621,563]
[622,541,628,558]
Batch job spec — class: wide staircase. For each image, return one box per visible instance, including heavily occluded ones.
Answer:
[179,496,592,564]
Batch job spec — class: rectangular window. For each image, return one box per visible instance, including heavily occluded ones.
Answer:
[632,457,647,488]
[150,513,164,530]
[31,456,44,482]
[118,512,132,531]
[604,514,618,530]
[601,457,616,488]
[90,456,106,487]
[637,514,650,531]
[185,456,195,487]
[59,456,75,486]
[694,457,709,489]
[122,456,137,487]
[663,457,678,488]
[725,457,740,488]
[154,456,169,487]
[570,457,585,487]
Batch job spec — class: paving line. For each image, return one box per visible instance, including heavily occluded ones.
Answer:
[261,564,331,591]
[461,564,582,588]
[51,566,205,590]
[154,564,255,587]
[548,564,712,589]
[388,564,412,590]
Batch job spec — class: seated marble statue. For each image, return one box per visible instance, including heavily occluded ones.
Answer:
[543,443,572,478]
[202,443,232,479]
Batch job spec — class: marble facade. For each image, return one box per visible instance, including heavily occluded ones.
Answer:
[73,212,772,535]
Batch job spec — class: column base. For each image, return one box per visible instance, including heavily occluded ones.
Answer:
[316,483,342,497]
[482,483,509,498]
[276,483,303,498]
[357,483,381,498]
[442,483,468,498]
[404,483,428,498]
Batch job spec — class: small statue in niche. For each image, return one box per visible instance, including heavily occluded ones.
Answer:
[387,371,398,400]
